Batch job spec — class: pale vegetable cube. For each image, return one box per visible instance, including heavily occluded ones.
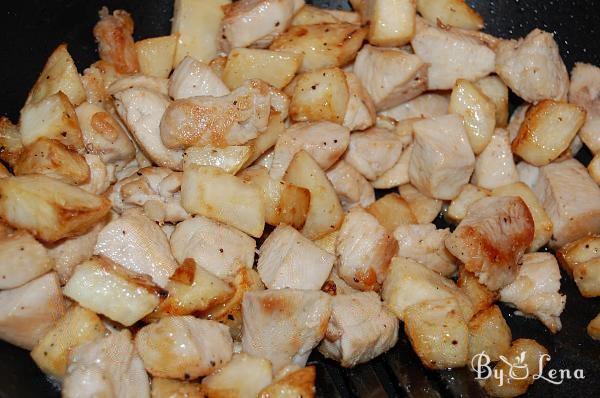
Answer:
[468,305,511,362]
[366,193,416,233]
[0,117,23,167]
[243,112,286,168]
[404,298,469,369]
[151,378,204,398]
[573,258,600,297]
[0,231,52,289]
[476,75,509,127]
[589,154,600,185]
[27,44,86,106]
[31,306,106,379]
[135,35,178,78]
[202,353,273,398]
[588,313,600,341]
[258,366,316,398]
[284,151,344,240]
[171,0,231,64]
[399,184,442,224]
[223,48,302,89]
[449,79,496,154]
[183,145,251,174]
[290,67,349,124]
[181,165,265,238]
[417,0,483,30]
[63,257,161,327]
[512,100,586,166]
[457,266,497,315]
[446,184,489,223]
[362,0,416,47]
[292,5,361,25]
[557,235,600,275]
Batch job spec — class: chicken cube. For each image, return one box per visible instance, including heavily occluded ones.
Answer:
[335,207,398,291]
[94,208,179,288]
[398,183,443,224]
[569,62,600,154]
[135,316,233,380]
[62,330,150,398]
[411,23,495,90]
[380,93,449,122]
[495,29,569,103]
[151,378,204,398]
[404,298,469,369]
[258,224,335,290]
[93,8,139,74]
[516,161,540,189]
[353,45,427,111]
[409,115,475,200]
[472,128,519,190]
[319,292,398,367]
[270,121,350,180]
[343,71,376,131]
[446,196,534,290]
[500,253,565,332]
[241,289,332,372]
[168,55,229,100]
[0,230,52,289]
[457,266,497,315]
[446,184,490,223]
[371,143,413,189]
[326,160,375,210]
[532,159,600,248]
[0,272,65,350]
[394,223,457,277]
[382,257,474,321]
[343,128,404,181]
[169,216,256,280]
[202,353,273,398]
[467,305,511,363]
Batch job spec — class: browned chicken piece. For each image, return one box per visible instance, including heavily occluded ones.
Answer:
[569,62,600,154]
[221,0,304,51]
[394,223,457,277]
[270,121,350,180]
[170,215,256,280]
[47,221,106,284]
[168,56,230,100]
[318,291,399,367]
[495,29,569,103]
[135,316,233,380]
[532,158,600,248]
[409,114,475,200]
[80,154,115,195]
[0,231,52,290]
[241,289,332,372]
[326,160,375,210]
[258,224,335,290]
[411,23,495,90]
[160,80,272,150]
[472,128,519,190]
[446,196,534,290]
[343,71,376,131]
[336,207,398,291]
[93,8,139,74]
[113,87,185,170]
[62,330,150,398]
[500,252,565,333]
[109,166,189,223]
[94,208,179,288]
[353,45,427,111]
[380,93,449,122]
[0,273,65,350]
[343,128,404,181]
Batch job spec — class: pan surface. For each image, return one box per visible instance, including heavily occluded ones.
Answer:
[0,1,599,397]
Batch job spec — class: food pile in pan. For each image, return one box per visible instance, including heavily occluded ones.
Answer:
[0,0,599,397]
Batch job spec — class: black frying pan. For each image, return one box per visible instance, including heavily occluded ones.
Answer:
[0,1,599,397]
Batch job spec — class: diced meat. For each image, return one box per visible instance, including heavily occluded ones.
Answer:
[63,330,150,398]
[394,223,457,277]
[0,273,65,350]
[516,161,540,189]
[472,128,519,190]
[446,184,490,223]
[135,316,233,379]
[0,231,52,289]
[169,56,230,100]
[108,74,169,96]
[507,103,529,143]
[220,0,303,51]
[318,292,399,367]
[343,128,404,181]
[382,257,474,321]
[336,207,398,291]
[500,253,565,333]
[569,62,600,154]
[445,196,534,290]
[409,114,475,200]
[169,216,256,280]
[113,87,184,170]
[411,23,495,90]
[353,45,427,111]
[159,80,271,150]
[495,29,569,102]
[258,224,335,290]
[343,71,376,131]
[94,208,179,288]
[380,93,449,122]
[372,144,413,189]
[270,122,350,180]
[533,159,600,248]
[241,289,331,372]
[326,160,375,210]
[80,154,115,195]
[93,8,139,74]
